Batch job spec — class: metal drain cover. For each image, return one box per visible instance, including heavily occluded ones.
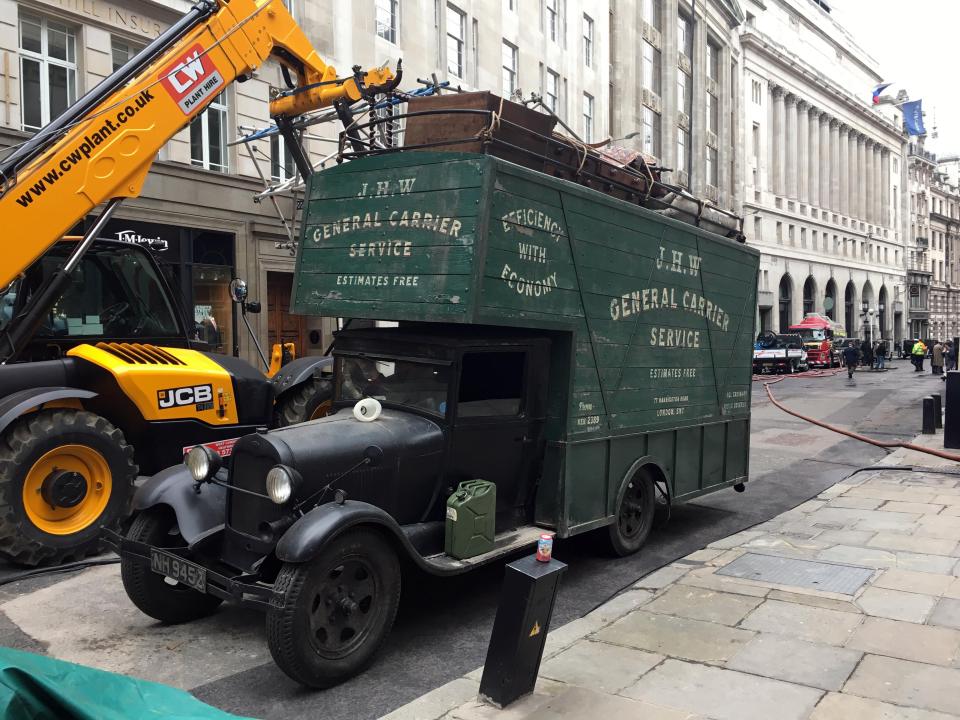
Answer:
[716,553,873,595]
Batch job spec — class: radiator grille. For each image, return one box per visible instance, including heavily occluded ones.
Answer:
[95,342,186,365]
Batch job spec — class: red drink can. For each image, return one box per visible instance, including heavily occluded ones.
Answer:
[536,534,553,562]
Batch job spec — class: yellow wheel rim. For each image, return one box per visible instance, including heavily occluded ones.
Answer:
[310,400,333,420]
[22,445,112,535]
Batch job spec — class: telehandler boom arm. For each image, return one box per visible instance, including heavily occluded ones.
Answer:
[0,0,394,292]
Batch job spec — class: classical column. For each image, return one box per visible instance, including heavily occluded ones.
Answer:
[785,94,798,199]
[873,144,883,226]
[819,114,831,210]
[772,87,785,196]
[839,125,850,217]
[865,141,875,225]
[829,119,841,212]
[848,130,859,220]
[881,148,891,227]
[857,136,867,221]
[798,101,809,204]
[809,108,820,207]
[767,86,775,192]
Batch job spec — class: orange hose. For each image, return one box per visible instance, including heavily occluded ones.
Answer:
[761,381,960,463]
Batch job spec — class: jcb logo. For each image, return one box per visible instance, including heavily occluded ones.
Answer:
[159,43,224,115]
[158,384,213,410]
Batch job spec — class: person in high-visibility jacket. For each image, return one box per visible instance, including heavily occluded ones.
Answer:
[912,339,927,372]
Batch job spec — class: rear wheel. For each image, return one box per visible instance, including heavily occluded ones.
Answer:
[0,410,136,566]
[607,468,656,557]
[121,506,222,624]
[267,528,401,687]
[275,376,334,427]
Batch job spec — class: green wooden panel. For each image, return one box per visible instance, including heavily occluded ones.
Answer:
[674,427,703,496]
[309,157,485,201]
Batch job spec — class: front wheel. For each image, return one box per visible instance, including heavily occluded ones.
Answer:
[267,528,401,688]
[121,506,222,624]
[607,468,656,557]
[0,410,137,566]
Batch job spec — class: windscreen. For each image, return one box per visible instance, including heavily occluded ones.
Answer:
[338,355,450,415]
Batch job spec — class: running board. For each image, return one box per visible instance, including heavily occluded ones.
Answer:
[423,526,546,572]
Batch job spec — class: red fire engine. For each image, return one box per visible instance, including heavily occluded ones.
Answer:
[788,314,846,368]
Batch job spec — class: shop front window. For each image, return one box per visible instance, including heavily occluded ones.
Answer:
[191,264,233,354]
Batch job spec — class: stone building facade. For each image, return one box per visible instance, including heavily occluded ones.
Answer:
[740,0,908,345]
[0,0,608,365]
[609,0,744,214]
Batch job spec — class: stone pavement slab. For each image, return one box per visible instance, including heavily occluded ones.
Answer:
[826,496,883,510]
[593,610,754,664]
[726,633,862,691]
[809,692,960,720]
[846,616,960,665]
[623,658,823,720]
[507,687,701,720]
[538,640,663,694]
[675,566,771,598]
[642,585,763,626]
[881,501,946,514]
[739,599,863,645]
[843,654,960,715]
[855,586,938,622]
[930,597,960,630]
[867,531,958,556]
[917,515,960,541]
[872,568,957,596]
[632,565,690,590]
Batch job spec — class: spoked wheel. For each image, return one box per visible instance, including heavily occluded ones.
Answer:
[607,467,656,557]
[267,528,400,687]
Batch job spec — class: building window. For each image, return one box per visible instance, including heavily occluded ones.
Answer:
[583,14,594,67]
[751,79,762,105]
[545,0,559,42]
[505,0,515,10]
[677,13,692,60]
[270,132,295,182]
[544,68,559,114]
[706,146,718,187]
[111,37,143,72]
[752,122,760,161]
[582,93,594,142]
[641,105,661,158]
[446,4,466,79]
[775,221,782,244]
[501,41,517,97]
[376,0,398,43]
[707,41,720,83]
[641,0,661,29]
[190,91,229,173]
[677,128,688,185]
[641,40,661,95]
[18,12,76,131]
[706,93,719,135]
[677,70,688,115]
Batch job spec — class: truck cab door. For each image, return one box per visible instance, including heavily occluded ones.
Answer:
[445,349,546,532]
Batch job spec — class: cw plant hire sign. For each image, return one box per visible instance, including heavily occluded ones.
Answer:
[159,44,224,115]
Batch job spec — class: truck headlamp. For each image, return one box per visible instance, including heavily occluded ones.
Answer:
[185,446,221,483]
[266,465,299,504]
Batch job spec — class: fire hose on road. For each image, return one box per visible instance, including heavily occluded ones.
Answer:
[756,369,960,463]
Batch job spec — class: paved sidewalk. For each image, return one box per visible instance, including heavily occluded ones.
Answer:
[383,440,960,720]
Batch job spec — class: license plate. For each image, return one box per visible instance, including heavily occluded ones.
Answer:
[150,549,207,593]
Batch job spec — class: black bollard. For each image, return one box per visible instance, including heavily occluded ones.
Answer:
[479,554,567,708]
[923,396,936,434]
[933,393,943,429]
[946,372,960,448]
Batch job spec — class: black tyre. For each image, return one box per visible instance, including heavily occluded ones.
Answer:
[607,467,656,557]
[0,409,137,566]
[121,506,223,624]
[267,528,401,688]
[275,376,334,427]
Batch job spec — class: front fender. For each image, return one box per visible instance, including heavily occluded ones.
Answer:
[133,465,227,544]
[0,387,97,436]
[276,500,423,566]
[271,356,333,397]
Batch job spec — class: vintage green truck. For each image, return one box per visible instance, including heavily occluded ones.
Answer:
[113,148,759,688]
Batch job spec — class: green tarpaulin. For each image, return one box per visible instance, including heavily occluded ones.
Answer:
[0,647,252,720]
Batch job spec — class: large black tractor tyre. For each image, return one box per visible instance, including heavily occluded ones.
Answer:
[0,409,136,566]
[607,467,656,557]
[266,528,401,688]
[275,376,334,427]
[121,506,223,624]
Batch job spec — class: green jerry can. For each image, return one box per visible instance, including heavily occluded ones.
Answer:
[445,480,496,559]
